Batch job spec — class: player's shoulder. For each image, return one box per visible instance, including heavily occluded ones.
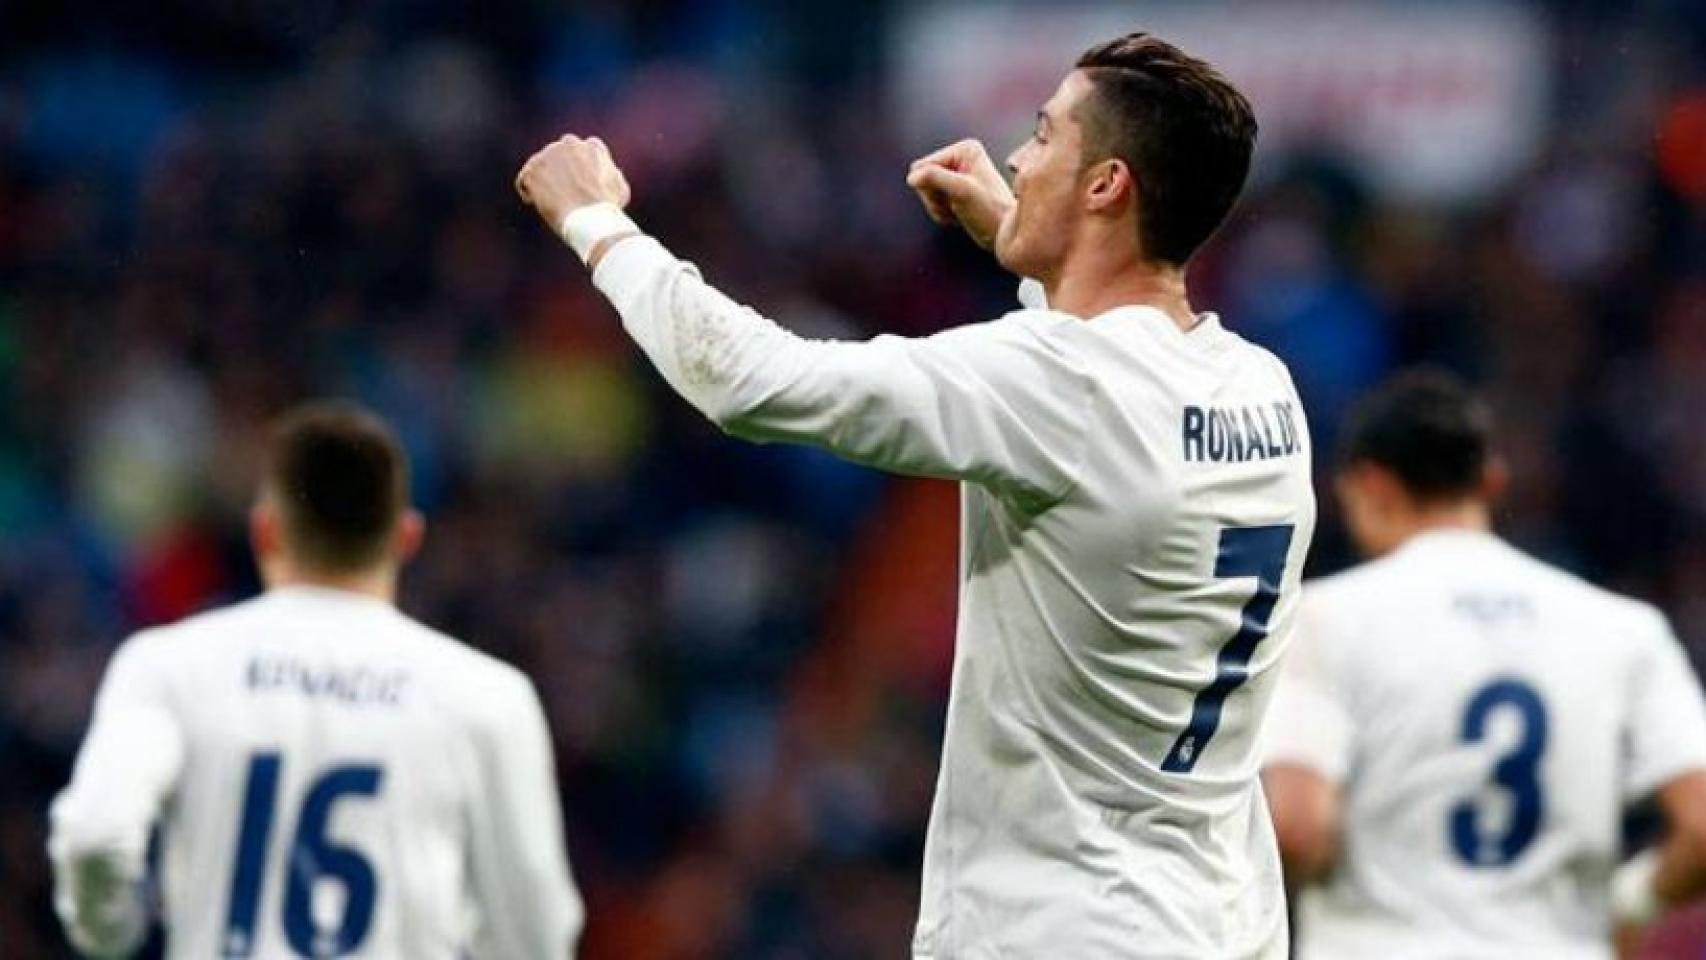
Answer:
[1520,562,1683,668]
[1214,323,1302,393]
[1298,558,1399,626]
[963,304,1087,348]
[389,613,530,689]
[1540,567,1674,644]
[914,307,1095,393]
[111,595,277,668]
[1316,535,1673,646]
[1482,540,1670,633]
[1129,308,1307,418]
[1295,548,1452,649]
[388,615,540,721]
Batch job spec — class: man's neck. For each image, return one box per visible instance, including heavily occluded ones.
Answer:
[265,568,396,604]
[1041,242,1196,330]
[1396,502,1495,547]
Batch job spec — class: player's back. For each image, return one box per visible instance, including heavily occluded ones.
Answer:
[1281,530,1690,959]
[129,586,567,959]
[915,299,1316,958]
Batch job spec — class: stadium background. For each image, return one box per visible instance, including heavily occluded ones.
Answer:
[2,0,1705,956]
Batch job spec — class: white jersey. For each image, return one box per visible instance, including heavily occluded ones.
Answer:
[49,587,583,960]
[1266,530,1706,959]
[591,237,1316,958]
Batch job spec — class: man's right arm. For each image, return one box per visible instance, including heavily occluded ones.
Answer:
[519,135,1091,506]
[465,672,584,959]
[587,233,1093,506]
[49,632,184,958]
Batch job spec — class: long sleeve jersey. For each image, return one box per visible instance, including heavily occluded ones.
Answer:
[50,587,583,959]
[591,233,1316,958]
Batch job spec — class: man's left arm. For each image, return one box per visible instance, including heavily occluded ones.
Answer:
[1262,595,1353,890]
[49,633,184,957]
[1609,611,1706,937]
[463,673,584,960]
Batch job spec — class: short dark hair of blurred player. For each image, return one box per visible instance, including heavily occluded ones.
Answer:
[1263,370,1706,958]
[251,403,424,595]
[1333,368,1508,558]
[50,401,583,959]
[519,31,1314,960]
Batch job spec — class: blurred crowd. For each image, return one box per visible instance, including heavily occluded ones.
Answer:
[2,0,1705,957]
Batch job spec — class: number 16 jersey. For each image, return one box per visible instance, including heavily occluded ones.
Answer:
[49,586,583,959]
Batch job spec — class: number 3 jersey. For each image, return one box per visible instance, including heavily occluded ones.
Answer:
[589,233,1317,959]
[1265,530,1706,959]
[49,587,584,960]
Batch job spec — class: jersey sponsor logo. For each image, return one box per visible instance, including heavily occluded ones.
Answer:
[246,655,410,707]
[1181,402,1302,463]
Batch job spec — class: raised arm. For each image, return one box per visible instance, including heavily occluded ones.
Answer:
[49,633,185,957]
[516,135,1092,506]
[905,139,1015,252]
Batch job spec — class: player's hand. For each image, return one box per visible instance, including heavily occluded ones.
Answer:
[906,139,1014,251]
[515,133,632,230]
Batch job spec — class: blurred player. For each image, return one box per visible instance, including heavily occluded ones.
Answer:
[1264,371,1706,958]
[49,403,582,958]
[518,33,1313,958]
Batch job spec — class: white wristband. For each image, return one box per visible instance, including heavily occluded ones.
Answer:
[1611,849,1663,926]
[558,203,639,262]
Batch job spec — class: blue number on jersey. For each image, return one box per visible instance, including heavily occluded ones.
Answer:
[224,753,385,958]
[1449,678,1548,866]
[1162,524,1295,774]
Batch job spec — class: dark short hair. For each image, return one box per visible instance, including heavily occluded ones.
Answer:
[264,402,409,574]
[1338,370,1494,502]
[1074,33,1258,266]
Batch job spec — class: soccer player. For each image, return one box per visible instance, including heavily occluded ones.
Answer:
[1263,371,1706,958]
[49,404,583,958]
[518,33,1314,958]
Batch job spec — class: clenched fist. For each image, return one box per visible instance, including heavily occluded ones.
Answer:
[515,134,632,231]
[906,139,1015,251]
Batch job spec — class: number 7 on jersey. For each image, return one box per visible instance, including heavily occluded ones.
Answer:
[1163,524,1295,773]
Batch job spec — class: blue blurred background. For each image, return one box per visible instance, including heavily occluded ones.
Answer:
[2,0,1705,956]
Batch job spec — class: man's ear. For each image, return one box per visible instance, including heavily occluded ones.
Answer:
[250,501,282,563]
[1481,454,1510,505]
[393,510,425,565]
[250,499,290,587]
[1084,157,1134,213]
[1338,461,1408,521]
[1359,463,1412,519]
